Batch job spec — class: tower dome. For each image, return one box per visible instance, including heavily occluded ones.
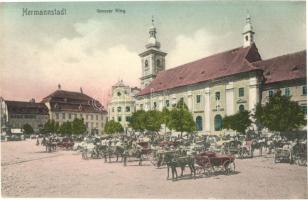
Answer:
[243,13,253,34]
[145,17,161,49]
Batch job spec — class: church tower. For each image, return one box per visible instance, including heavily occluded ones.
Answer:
[242,13,255,48]
[139,17,167,89]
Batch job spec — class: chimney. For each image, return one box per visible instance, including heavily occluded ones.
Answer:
[58,84,61,90]
[30,98,35,103]
[80,87,83,94]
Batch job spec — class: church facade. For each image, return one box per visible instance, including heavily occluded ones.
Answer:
[133,15,306,135]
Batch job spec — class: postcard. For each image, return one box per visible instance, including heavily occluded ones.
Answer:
[0,1,307,199]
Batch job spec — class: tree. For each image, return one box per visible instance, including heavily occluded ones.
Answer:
[222,110,252,134]
[71,118,87,135]
[168,99,196,137]
[42,119,59,134]
[104,120,123,134]
[59,122,72,135]
[22,124,34,135]
[144,110,162,133]
[254,91,306,133]
[128,110,147,132]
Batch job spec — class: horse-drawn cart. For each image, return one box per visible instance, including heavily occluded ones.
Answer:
[195,151,235,176]
[274,148,292,164]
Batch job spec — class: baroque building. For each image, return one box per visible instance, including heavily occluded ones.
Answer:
[107,80,140,130]
[41,85,108,134]
[134,14,307,134]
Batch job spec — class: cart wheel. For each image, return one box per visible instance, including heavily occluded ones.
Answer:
[274,154,278,163]
[224,161,235,175]
[204,166,214,177]
[297,158,307,166]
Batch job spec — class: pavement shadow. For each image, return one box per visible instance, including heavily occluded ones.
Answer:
[167,170,241,182]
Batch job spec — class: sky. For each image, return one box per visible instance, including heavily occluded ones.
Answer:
[0,1,306,107]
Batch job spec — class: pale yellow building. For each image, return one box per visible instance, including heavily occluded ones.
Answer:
[107,80,140,130]
[135,15,306,134]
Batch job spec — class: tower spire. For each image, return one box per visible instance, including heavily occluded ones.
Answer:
[242,11,255,47]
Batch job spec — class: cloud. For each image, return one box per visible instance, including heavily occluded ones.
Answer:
[167,29,234,68]
[0,19,140,106]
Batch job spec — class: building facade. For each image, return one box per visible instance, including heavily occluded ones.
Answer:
[42,86,108,134]
[135,14,307,135]
[0,98,49,134]
[107,80,140,129]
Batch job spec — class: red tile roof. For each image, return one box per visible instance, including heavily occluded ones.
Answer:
[138,43,262,96]
[6,101,49,115]
[41,90,106,113]
[253,50,306,84]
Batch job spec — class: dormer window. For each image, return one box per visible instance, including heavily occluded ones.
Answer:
[292,66,299,71]
[265,71,271,76]
[245,35,248,41]
[117,92,121,97]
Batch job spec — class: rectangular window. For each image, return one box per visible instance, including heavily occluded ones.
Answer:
[85,122,88,128]
[215,92,220,100]
[74,114,77,119]
[196,95,201,103]
[90,115,93,120]
[96,122,98,128]
[269,90,274,97]
[101,115,104,120]
[140,104,144,110]
[126,116,131,122]
[180,97,184,102]
[239,88,244,97]
[101,123,104,128]
[285,88,290,96]
[55,113,59,120]
[303,85,307,96]
[112,107,114,112]
[68,113,71,119]
[126,106,130,112]
[118,116,122,122]
[62,113,65,120]
[96,115,98,120]
[86,115,89,120]
[153,102,157,109]
[117,107,121,112]
[80,113,83,118]
[166,100,170,107]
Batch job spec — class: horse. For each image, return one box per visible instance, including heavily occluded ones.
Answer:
[165,152,196,181]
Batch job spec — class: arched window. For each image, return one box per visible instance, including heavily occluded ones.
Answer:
[214,115,223,131]
[196,116,203,131]
[239,105,245,112]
